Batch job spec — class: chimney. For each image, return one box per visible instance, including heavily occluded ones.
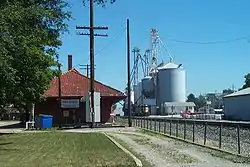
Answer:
[68,55,72,71]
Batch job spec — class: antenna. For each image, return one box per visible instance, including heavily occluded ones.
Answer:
[150,29,159,68]
[144,49,151,76]
[132,47,140,86]
[149,29,174,67]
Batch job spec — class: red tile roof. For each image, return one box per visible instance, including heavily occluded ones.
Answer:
[44,68,126,97]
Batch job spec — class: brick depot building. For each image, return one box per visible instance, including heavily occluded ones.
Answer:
[35,55,126,125]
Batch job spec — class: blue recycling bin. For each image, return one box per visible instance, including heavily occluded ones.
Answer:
[36,114,53,129]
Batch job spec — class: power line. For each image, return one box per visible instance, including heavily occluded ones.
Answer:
[95,26,126,56]
[163,35,250,44]
[83,25,126,63]
[79,64,96,78]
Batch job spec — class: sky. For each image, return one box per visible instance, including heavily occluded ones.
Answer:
[58,0,250,96]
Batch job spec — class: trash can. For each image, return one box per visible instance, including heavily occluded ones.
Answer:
[36,114,53,129]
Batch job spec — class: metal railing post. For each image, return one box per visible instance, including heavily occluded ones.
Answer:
[159,120,161,132]
[176,120,179,137]
[154,118,156,131]
[170,119,172,136]
[144,117,145,128]
[237,124,241,154]
[141,117,143,128]
[150,118,152,130]
[164,120,166,134]
[192,120,195,142]
[219,122,222,149]
[184,120,187,140]
[204,122,207,145]
[147,118,149,129]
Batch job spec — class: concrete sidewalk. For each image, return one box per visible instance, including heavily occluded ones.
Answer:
[0,121,23,133]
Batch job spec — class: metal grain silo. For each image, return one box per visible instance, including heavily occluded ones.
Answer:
[142,76,155,99]
[133,84,138,104]
[157,62,186,104]
[137,81,143,105]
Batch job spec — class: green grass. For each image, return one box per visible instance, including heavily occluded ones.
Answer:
[0,132,136,167]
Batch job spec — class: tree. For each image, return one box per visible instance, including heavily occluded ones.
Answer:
[186,93,202,110]
[222,89,234,95]
[0,0,71,111]
[187,93,196,103]
[195,95,207,110]
[83,0,116,6]
[242,73,250,90]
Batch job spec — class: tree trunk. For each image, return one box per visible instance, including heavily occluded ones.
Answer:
[25,103,30,122]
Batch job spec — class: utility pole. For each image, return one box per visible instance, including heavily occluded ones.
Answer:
[76,0,108,128]
[80,64,96,78]
[56,55,62,128]
[127,19,132,127]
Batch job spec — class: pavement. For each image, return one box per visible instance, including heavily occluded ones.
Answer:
[0,121,24,133]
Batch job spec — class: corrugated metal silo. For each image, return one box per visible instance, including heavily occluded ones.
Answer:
[133,84,138,104]
[137,81,143,105]
[157,62,186,104]
[142,76,155,99]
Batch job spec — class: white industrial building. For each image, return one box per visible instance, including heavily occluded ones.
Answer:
[223,87,250,121]
[161,102,195,115]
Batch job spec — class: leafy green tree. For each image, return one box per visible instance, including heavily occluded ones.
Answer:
[186,93,201,110]
[222,89,234,95]
[0,0,71,111]
[242,73,250,89]
[187,93,196,103]
[83,0,116,6]
[195,95,207,110]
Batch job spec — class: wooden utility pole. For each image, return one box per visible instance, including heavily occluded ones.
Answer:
[76,0,108,128]
[80,64,96,78]
[127,19,132,127]
[56,55,62,128]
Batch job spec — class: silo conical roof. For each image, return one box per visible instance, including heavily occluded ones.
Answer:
[157,62,181,70]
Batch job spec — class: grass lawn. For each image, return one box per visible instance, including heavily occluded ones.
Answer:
[0,132,136,167]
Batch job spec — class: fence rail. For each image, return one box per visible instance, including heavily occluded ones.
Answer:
[131,117,250,157]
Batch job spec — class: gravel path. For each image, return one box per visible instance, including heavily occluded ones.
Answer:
[107,128,250,167]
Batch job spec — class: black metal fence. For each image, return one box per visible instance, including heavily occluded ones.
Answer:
[132,117,250,157]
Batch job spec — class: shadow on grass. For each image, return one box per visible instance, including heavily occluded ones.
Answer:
[0,148,19,151]
[0,142,13,146]
[0,133,12,136]
[0,140,17,152]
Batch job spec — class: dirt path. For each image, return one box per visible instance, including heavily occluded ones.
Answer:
[107,128,250,167]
